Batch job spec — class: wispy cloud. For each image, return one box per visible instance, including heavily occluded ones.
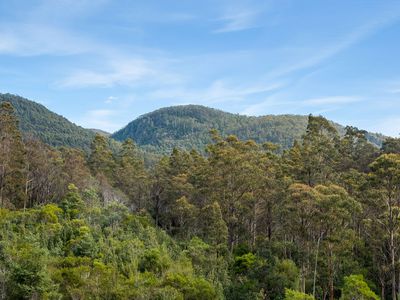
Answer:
[214,10,260,33]
[149,79,285,105]
[265,9,400,80]
[105,96,117,104]
[241,92,293,116]
[59,58,180,88]
[0,0,110,56]
[242,9,400,117]
[0,24,94,56]
[60,59,153,88]
[242,94,362,116]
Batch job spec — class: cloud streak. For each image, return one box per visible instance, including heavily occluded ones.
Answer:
[264,9,400,80]
[242,94,362,116]
[214,10,260,33]
[149,79,285,105]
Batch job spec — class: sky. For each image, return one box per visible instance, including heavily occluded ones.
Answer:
[1,0,400,136]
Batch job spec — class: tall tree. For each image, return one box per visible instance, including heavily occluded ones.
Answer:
[369,154,400,300]
[88,134,115,181]
[285,115,339,186]
[206,133,263,250]
[0,102,27,208]
[115,139,149,211]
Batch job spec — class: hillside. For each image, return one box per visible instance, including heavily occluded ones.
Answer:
[112,105,385,153]
[0,94,385,154]
[0,93,96,150]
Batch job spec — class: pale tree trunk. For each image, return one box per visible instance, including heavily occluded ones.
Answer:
[252,201,257,248]
[391,231,396,300]
[313,232,323,298]
[300,263,306,293]
[389,199,397,300]
[328,246,334,300]
[398,262,400,299]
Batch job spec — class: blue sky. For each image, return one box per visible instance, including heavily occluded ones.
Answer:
[1,0,400,136]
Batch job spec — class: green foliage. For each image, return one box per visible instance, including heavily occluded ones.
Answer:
[0,199,220,299]
[139,248,171,274]
[164,273,219,300]
[340,275,379,300]
[60,184,84,219]
[0,240,59,299]
[233,253,258,274]
[284,288,315,300]
[1,101,399,299]
[112,105,384,154]
[0,101,27,208]
[0,93,96,151]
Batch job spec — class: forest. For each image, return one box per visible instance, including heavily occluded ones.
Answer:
[1,100,400,300]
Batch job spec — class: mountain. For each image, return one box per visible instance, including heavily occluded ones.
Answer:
[112,105,386,153]
[1,94,385,154]
[89,129,111,136]
[0,93,96,151]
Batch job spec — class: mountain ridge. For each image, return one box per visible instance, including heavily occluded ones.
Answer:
[0,93,96,150]
[0,93,386,154]
[112,104,385,153]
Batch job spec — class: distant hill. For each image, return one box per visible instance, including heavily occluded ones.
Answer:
[0,94,385,155]
[0,93,96,151]
[89,129,110,137]
[112,105,386,153]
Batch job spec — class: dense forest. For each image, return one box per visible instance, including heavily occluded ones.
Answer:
[1,100,400,299]
[0,94,385,157]
[0,94,96,151]
[112,105,385,154]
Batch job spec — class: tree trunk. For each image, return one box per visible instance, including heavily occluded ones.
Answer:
[313,233,322,298]
[390,215,396,300]
[328,247,334,300]
[301,263,306,293]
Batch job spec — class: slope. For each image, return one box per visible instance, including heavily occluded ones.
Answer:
[0,93,95,150]
[112,105,385,153]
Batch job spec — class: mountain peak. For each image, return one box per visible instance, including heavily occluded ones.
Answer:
[111,104,385,154]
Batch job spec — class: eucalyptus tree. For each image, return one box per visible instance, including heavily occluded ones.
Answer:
[369,153,400,300]
[0,102,27,208]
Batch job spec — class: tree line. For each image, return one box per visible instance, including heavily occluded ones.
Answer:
[1,101,400,299]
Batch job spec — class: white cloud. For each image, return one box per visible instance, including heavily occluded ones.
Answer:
[59,58,179,88]
[241,94,362,116]
[265,10,400,80]
[0,0,110,56]
[0,25,94,56]
[105,96,117,104]
[241,92,293,116]
[149,79,285,105]
[214,10,260,33]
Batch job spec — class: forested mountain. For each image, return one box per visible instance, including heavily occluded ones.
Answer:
[112,105,385,153]
[0,94,385,156]
[2,100,400,299]
[0,93,96,150]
